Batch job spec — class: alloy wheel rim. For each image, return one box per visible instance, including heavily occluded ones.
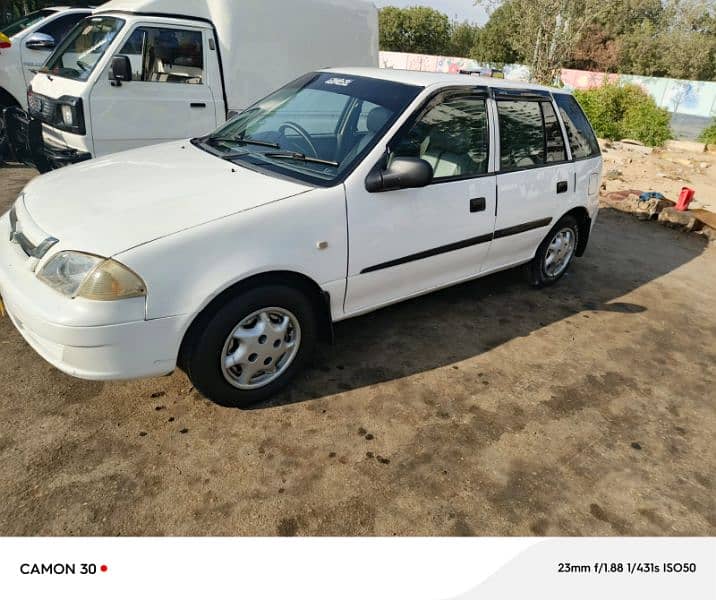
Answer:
[221,307,301,390]
[544,228,576,278]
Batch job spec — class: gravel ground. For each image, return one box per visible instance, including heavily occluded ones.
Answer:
[0,165,714,536]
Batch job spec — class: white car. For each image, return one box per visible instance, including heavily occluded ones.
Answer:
[0,6,92,158]
[0,68,603,407]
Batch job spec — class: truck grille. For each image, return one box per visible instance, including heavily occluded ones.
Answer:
[28,92,57,124]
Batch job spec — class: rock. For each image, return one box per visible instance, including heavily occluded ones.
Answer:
[658,207,703,232]
[705,144,716,153]
[605,169,622,180]
[634,197,674,220]
[699,162,710,169]
[700,226,716,243]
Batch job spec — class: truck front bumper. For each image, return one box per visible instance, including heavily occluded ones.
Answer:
[4,107,92,173]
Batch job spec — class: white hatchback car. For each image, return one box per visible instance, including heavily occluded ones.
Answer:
[0,68,602,406]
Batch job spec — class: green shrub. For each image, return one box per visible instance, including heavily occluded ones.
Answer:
[574,83,672,147]
[698,119,716,145]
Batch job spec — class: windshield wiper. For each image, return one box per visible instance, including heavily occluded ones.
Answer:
[208,136,280,150]
[263,152,339,167]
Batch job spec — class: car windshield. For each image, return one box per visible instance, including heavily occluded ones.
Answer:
[198,72,422,186]
[1,9,54,37]
[43,16,124,82]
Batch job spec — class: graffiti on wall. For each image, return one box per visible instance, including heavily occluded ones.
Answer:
[380,51,716,119]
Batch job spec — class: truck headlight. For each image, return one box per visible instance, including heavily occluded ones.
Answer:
[60,104,75,127]
[38,251,146,301]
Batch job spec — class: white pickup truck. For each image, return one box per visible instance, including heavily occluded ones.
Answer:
[0,6,92,160]
[4,0,378,172]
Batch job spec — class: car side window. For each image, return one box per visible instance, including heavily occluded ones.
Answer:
[554,94,601,160]
[391,94,489,180]
[497,99,567,170]
[38,13,86,44]
[118,27,204,84]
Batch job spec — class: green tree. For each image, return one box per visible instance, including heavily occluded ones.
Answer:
[448,20,480,58]
[379,6,451,55]
[471,3,523,66]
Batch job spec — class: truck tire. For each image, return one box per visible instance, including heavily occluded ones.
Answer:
[183,285,318,408]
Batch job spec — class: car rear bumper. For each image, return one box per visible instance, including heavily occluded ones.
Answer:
[4,106,91,172]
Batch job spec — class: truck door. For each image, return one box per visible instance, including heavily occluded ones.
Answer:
[89,24,219,156]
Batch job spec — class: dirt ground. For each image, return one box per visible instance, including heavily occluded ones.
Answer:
[601,140,716,212]
[0,164,714,536]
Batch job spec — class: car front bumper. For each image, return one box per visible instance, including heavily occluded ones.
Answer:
[4,106,92,173]
[0,213,185,381]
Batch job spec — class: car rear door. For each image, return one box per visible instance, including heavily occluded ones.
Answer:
[344,87,497,315]
[482,90,571,273]
[89,23,218,156]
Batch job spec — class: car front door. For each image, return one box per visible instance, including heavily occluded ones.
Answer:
[482,91,571,272]
[89,24,218,156]
[344,88,497,315]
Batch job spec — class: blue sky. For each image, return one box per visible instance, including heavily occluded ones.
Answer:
[373,0,490,24]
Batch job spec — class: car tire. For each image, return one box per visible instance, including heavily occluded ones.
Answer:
[0,105,11,165]
[183,285,318,408]
[527,215,580,288]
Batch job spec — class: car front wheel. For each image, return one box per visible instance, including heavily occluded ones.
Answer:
[183,285,318,407]
[527,215,579,288]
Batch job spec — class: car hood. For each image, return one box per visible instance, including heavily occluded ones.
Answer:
[21,141,313,258]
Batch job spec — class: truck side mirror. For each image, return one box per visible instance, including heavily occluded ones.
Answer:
[25,32,56,50]
[109,55,132,86]
[365,157,433,193]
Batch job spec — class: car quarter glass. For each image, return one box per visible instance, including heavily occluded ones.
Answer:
[553,93,601,160]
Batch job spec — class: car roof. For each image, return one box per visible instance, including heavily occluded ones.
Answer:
[320,67,566,95]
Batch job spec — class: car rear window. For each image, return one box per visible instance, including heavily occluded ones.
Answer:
[554,94,600,160]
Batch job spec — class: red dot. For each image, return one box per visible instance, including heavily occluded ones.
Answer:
[100,565,108,573]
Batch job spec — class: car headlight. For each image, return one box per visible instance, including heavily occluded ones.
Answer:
[60,104,75,127]
[37,251,146,301]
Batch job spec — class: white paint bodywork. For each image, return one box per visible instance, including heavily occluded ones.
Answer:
[25,0,379,157]
[0,7,91,109]
[0,68,602,382]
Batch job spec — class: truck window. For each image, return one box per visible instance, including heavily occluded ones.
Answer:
[38,13,86,44]
[119,27,204,85]
[554,94,600,160]
[391,94,489,180]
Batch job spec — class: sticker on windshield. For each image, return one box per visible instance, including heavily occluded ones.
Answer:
[325,77,353,87]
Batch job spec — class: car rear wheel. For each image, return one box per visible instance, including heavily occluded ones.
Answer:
[183,285,318,407]
[527,215,579,288]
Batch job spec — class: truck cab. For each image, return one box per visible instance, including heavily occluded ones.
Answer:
[4,0,378,172]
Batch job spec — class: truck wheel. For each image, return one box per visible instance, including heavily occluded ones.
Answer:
[184,285,318,408]
[527,215,579,288]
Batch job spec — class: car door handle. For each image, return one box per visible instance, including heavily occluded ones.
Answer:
[557,181,569,194]
[470,197,486,213]
[190,102,207,108]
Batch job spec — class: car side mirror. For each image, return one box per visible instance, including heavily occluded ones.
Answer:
[109,55,132,86]
[25,32,56,50]
[365,157,433,193]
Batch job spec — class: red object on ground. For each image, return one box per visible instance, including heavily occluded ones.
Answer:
[676,187,695,211]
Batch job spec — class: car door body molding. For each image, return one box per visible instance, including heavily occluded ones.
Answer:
[360,216,552,274]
